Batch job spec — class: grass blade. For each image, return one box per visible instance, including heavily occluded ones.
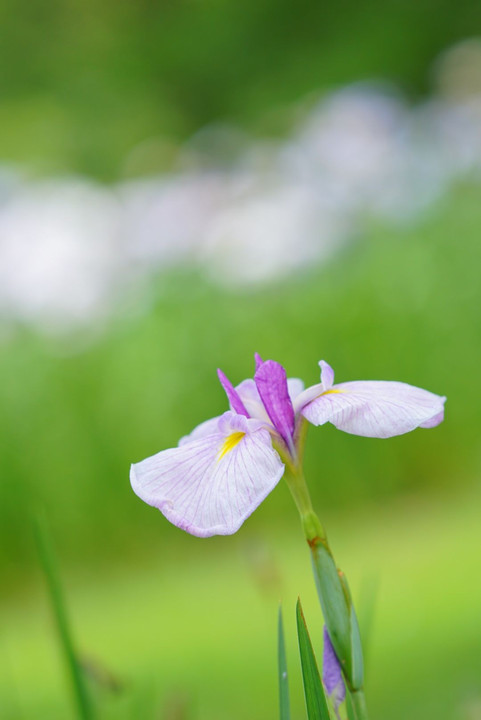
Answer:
[33,512,94,720]
[278,605,291,720]
[296,599,332,720]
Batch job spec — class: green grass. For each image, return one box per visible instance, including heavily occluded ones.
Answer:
[3,483,481,719]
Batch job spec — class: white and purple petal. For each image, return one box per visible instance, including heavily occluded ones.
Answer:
[287,377,305,402]
[130,411,285,537]
[235,378,270,423]
[302,378,446,438]
[319,360,335,390]
[293,360,334,413]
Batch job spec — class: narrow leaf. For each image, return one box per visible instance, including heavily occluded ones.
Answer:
[33,513,95,720]
[278,605,291,720]
[296,599,331,720]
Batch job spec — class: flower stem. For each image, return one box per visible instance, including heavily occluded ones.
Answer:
[284,466,368,718]
[351,689,369,720]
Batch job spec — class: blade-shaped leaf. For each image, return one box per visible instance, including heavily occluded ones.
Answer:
[33,513,95,720]
[278,605,291,720]
[296,599,332,720]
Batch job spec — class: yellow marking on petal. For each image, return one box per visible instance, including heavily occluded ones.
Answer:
[322,389,344,395]
[218,432,245,461]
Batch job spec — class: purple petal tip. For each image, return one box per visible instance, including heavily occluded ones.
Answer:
[254,352,264,372]
[217,368,250,417]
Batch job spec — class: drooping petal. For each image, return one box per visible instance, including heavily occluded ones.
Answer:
[420,409,445,428]
[302,378,446,438]
[217,369,249,417]
[323,627,346,709]
[130,411,284,537]
[255,360,295,445]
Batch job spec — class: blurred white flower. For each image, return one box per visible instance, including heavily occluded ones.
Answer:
[1,39,481,336]
[0,181,122,331]
[120,172,227,269]
[202,179,347,285]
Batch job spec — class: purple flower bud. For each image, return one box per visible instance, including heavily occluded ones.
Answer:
[323,627,346,709]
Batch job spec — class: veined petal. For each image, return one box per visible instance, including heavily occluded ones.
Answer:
[217,369,249,417]
[236,377,303,421]
[218,363,305,434]
[235,379,271,424]
[255,360,295,445]
[302,379,446,438]
[420,409,444,428]
[130,411,284,537]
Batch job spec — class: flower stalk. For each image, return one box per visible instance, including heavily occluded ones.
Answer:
[284,464,368,720]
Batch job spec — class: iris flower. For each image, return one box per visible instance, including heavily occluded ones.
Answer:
[130,355,445,537]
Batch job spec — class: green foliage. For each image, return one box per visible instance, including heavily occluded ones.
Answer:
[296,599,331,720]
[1,0,481,178]
[33,513,94,720]
[278,606,291,720]
[3,486,481,718]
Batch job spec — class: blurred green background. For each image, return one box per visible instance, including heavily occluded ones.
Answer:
[1,1,481,719]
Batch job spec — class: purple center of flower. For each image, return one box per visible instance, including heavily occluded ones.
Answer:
[217,357,297,448]
[254,359,295,447]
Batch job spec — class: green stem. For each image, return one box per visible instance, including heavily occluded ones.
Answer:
[351,690,369,720]
[284,465,368,718]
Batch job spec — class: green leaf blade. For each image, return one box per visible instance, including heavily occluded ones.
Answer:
[278,605,291,720]
[33,512,95,720]
[296,599,332,720]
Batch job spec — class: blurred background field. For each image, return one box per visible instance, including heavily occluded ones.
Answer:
[1,1,481,718]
